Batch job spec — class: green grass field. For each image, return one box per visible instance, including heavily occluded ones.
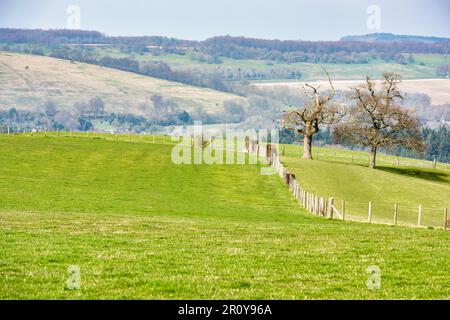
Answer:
[281,144,450,227]
[0,135,449,299]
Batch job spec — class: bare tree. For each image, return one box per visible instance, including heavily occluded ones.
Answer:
[333,73,424,169]
[282,71,344,159]
[89,97,105,119]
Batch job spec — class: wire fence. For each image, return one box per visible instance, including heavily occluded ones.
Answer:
[282,144,450,171]
[2,130,449,229]
[0,128,178,145]
[337,200,448,229]
[257,143,449,230]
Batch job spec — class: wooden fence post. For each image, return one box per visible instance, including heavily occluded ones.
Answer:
[368,201,373,223]
[342,200,346,221]
[445,208,448,230]
[315,196,319,215]
[418,205,422,227]
[312,195,316,214]
[394,204,398,226]
[302,190,306,207]
[308,193,311,212]
[327,198,334,219]
[282,146,285,156]
[318,196,321,215]
[306,192,309,211]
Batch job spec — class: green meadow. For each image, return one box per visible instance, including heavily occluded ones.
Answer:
[281,144,450,227]
[73,45,449,80]
[0,135,449,299]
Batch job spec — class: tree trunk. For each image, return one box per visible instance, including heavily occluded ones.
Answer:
[303,134,313,159]
[369,146,377,169]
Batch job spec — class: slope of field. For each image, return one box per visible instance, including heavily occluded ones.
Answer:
[87,46,448,81]
[0,135,449,299]
[254,78,450,105]
[281,144,450,227]
[0,51,245,115]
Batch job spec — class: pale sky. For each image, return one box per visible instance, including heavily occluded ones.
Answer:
[0,0,449,40]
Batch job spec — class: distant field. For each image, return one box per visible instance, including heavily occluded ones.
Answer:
[88,47,449,81]
[281,144,450,227]
[0,51,245,115]
[254,78,450,105]
[0,135,449,299]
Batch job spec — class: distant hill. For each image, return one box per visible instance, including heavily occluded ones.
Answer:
[341,33,450,43]
[0,51,245,115]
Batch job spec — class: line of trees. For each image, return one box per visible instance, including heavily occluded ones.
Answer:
[202,35,449,64]
[283,72,425,169]
[1,28,448,65]
[388,126,450,163]
[0,96,195,133]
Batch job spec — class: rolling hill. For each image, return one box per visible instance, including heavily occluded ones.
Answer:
[281,144,450,227]
[341,33,450,43]
[254,78,450,105]
[0,134,449,299]
[0,51,245,115]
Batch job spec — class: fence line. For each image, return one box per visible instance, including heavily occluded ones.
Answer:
[251,143,449,230]
[2,131,449,230]
[286,143,450,171]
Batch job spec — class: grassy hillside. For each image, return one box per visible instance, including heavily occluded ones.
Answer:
[0,135,449,299]
[0,51,245,115]
[87,46,449,81]
[281,144,450,227]
[255,78,450,106]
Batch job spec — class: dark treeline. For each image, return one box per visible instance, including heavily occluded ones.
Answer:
[388,127,450,163]
[203,35,450,54]
[0,28,196,47]
[202,36,449,64]
[0,96,195,133]
[1,28,449,64]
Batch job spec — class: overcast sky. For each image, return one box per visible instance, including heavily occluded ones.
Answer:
[0,0,449,40]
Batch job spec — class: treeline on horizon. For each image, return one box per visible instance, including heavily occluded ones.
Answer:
[1,28,449,64]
